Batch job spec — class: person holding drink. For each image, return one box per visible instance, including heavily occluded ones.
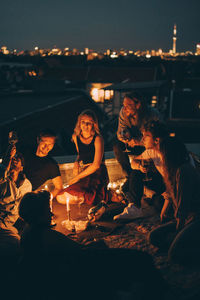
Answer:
[0,133,32,256]
[113,120,168,221]
[113,91,161,189]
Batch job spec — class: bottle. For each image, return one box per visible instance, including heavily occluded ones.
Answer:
[2,131,18,169]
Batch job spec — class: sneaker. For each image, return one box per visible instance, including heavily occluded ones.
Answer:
[88,201,107,222]
[113,203,143,221]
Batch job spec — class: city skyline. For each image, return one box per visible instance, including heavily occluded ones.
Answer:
[1,0,199,52]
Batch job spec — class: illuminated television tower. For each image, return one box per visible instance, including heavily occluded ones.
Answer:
[172,24,177,54]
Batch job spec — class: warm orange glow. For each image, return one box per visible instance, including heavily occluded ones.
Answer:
[66,197,70,213]
[107,180,123,190]
[1,46,9,55]
[91,88,99,102]
[28,70,37,77]
[170,132,176,137]
[110,52,118,58]
[105,90,114,100]
[90,84,114,103]
[99,89,104,99]
[151,96,157,107]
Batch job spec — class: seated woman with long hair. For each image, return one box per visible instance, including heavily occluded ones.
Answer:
[148,136,200,265]
[57,110,109,220]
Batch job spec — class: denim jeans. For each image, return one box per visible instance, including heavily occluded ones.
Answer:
[127,169,165,208]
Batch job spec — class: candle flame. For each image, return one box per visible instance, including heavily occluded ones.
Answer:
[66,197,70,211]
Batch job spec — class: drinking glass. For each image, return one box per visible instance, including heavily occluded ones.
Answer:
[142,160,152,182]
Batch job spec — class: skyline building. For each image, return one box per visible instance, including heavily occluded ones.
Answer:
[173,24,177,54]
[1,23,199,56]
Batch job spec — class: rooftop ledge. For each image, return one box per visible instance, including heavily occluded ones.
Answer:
[46,145,200,190]
[48,151,124,188]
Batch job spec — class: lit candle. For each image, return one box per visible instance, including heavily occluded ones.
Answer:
[66,197,70,220]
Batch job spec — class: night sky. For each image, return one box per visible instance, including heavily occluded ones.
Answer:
[1,0,199,52]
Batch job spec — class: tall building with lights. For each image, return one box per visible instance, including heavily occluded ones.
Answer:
[85,48,89,55]
[172,24,177,54]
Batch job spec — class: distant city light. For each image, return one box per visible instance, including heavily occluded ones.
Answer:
[110,52,118,58]
[170,132,176,137]
[1,46,9,55]
[196,44,200,55]
[0,24,197,61]
[28,70,37,76]
[151,96,157,107]
[106,49,111,56]
[0,46,195,58]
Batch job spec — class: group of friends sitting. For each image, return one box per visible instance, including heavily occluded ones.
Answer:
[0,91,200,299]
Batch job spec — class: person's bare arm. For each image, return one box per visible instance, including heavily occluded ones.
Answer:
[71,135,80,176]
[160,198,170,222]
[51,176,63,198]
[126,139,143,148]
[73,161,80,176]
[0,146,17,182]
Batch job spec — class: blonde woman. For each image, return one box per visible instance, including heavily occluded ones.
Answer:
[57,110,109,220]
